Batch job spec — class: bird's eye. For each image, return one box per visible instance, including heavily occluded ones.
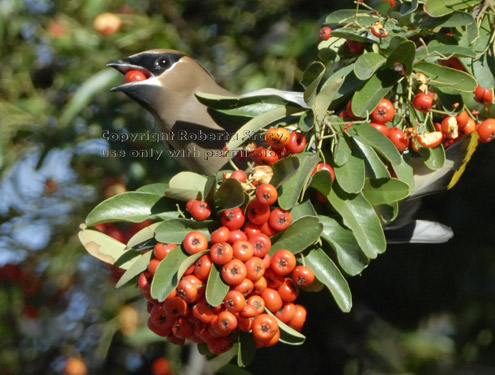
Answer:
[156,56,171,69]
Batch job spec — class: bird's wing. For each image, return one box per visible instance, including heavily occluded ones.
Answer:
[385,220,454,244]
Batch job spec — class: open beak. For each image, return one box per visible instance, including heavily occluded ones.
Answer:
[107,60,153,92]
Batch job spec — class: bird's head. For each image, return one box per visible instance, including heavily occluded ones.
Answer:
[107,49,233,127]
[107,49,236,174]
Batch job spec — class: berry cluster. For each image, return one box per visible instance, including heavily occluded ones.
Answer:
[246,127,307,166]
[139,182,314,354]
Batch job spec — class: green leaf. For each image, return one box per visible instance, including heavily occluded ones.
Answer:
[290,200,318,221]
[353,123,402,165]
[85,192,174,226]
[78,225,134,269]
[314,77,344,120]
[319,215,369,276]
[354,53,386,81]
[301,61,326,106]
[178,251,208,278]
[305,247,352,312]
[265,310,306,345]
[204,174,217,203]
[271,156,300,188]
[165,172,208,201]
[226,106,301,151]
[353,138,391,179]
[419,143,446,170]
[333,133,352,167]
[206,265,230,307]
[115,250,153,288]
[277,153,319,210]
[195,92,303,109]
[351,70,397,117]
[470,52,495,90]
[330,29,374,43]
[424,0,480,17]
[60,69,120,127]
[136,183,167,195]
[377,202,399,223]
[472,14,493,54]
[362,178,410,205]
[270,216,323,255]
[413,62,477,92]
[391,156,415,193]
[325,9,378,25]
[323,64,363,107]
[155,219,211,244]
[308,170,333,196]
[418,39,477,59]
[150,246,189,302]
[298,111,314,132]
[333,138,365,194]
[385,40,416,76]
[126,222,161,250]
[328,184,386,258]
[215,178,245,209]
[421,11,475,28]
[212,103,283,120]
[237,332,256,368]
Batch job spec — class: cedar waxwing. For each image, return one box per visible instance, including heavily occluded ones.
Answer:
[108,49,236,174]
[107,49,305,174]
[108,49,478,244]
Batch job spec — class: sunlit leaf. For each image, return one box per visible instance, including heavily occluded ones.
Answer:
[419,143,446,170]
[362,178,410,205]
[334,138,365,194]
[270,216,323,255]
[165,172,208,201]
[155,219,212,244]
[150,246,190,302]
[319,215,369,276]
[353,123,402,165]
[414,62,477,92]
[226,106,301,151]
[333,133,352,167]
[85,192,174,226]
[314,77,344,120]
[265,310,306,345]
[352,70,397,117]
[115,250,153,288]
[206,265,230,307]
[328,184,386,258]
[424,0,479,17]
[308,170,333,196]
[301,61,326,106]
[136,183,167,195]
[277,153,319,210]
[271,156,300,188]
[353,138,391,179]
[391,157,415,193]
[354,52,386,80]
[385,40,415,75]
[290,199,318,221]
[78,225,133,269]
[305,247,352,312]
[215,178,245,209]
[126,222,161,250]
[196,92,304,109]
